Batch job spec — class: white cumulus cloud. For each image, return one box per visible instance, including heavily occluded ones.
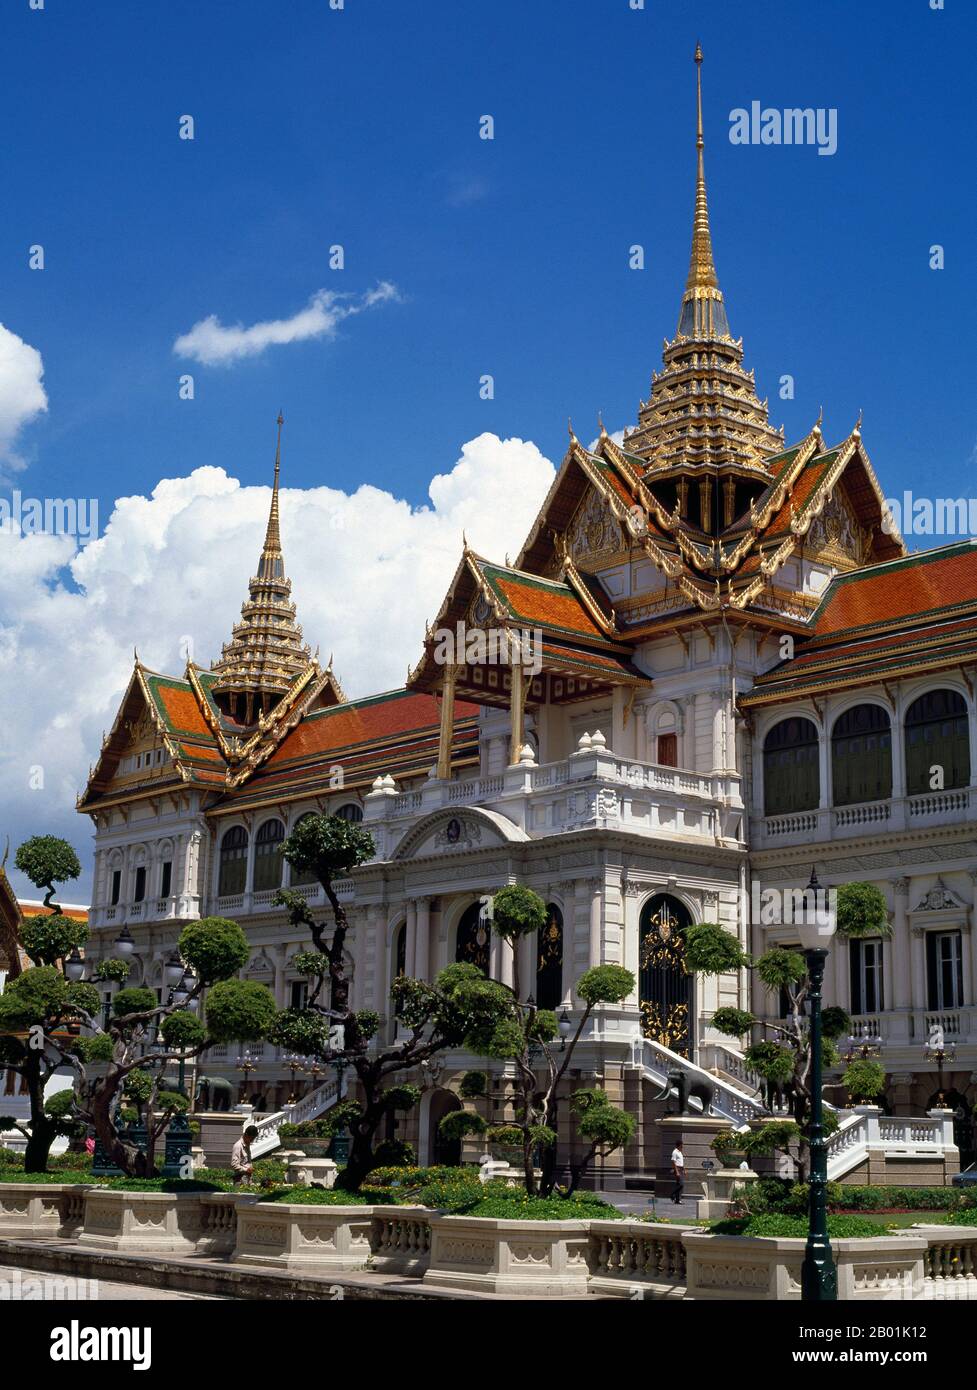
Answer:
[0,433,556,897]
[0,321,48,466]
[173,282,401,367]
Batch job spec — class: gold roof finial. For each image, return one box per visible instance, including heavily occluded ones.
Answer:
[568,417,576,440]
[854,408,863,435]
[598,412,607,437]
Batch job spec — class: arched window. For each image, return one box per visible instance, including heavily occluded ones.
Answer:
[253,818,285,892]
[905,690,970,795]
[763,717,820,815]
[535,904,563,1010]
[289,812,317,887]
[335,803,363,823]
[455,901,490,974]
[831,704,892,807]
[218,826,248,897]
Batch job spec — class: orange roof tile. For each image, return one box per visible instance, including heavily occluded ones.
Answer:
[813,543,977,636]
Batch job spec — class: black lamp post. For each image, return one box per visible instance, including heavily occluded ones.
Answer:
[797,867,838,1302]
[329,1054,350,1166]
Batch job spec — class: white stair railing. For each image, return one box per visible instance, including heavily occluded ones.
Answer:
[630,1036,767,1126]
[249,1072,348,1159]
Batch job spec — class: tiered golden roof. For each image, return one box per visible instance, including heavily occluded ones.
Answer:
[210,414,317,726]
[625,46,784,483]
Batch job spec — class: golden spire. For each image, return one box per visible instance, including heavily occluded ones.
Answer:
[261,411,284,563]
[687,43,718,294]
[210,412,314,726]
[676,45,730,341]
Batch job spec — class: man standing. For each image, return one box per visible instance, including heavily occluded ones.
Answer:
[669,1139,685,1204]
[231,1124,258,1186]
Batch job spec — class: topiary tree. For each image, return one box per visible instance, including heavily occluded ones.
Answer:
[564,1087,637,1195]
[0,837,88,1171]
[843,1058,886,1106]
[435,885,635,1197]
[66,917,276,1177]
[271,814,516,1191]
[686,888,886,1180]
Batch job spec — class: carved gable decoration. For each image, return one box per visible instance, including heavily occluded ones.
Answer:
[392,807,529,861]
[567,488,624,565]
[806,489,869,569]
[912,877,966,914]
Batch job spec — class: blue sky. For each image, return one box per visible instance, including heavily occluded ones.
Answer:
[2,0,976,898]
[4,0,975,515]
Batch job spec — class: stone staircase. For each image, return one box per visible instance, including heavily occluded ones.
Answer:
[249,1071,348,1159]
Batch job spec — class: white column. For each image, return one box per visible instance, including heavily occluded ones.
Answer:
[589,878,603,968]
[891,877,911,1010]
[509,663,525,765]
[889,700,905,800]
[517,932,535,1002]
[414,898,430,982]
[405,901,417,978]
[910,928,927,1011]
[369,906,387,1015]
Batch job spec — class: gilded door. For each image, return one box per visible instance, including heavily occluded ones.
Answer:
[639,894,693,1058]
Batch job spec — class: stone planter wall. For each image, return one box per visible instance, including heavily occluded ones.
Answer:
[422,1215,591,1296]
[682,1231,926,1301]
[912,1224,977,1300]
[198,1193,256,1255]
[369,1207,432,1276]
[80,1190,206,1254]
[233,1201,374,1272]
[0,1184,93,1239]
[587,1220,690,1299]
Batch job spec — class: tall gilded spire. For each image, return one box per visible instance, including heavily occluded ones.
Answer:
[625,46,784,479]
[257,411,284,580]
[210,413,316,726]
[677,45,730,340]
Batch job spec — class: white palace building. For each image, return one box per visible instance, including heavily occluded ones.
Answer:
[74,55,975,1188]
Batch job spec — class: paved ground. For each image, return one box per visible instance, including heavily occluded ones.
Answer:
[602,1192,697,1221]
[0,1261,223,1300]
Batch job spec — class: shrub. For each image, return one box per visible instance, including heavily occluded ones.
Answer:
[178,917,250,983]
[259,1187,385,1206]
[370,1139,415,1169]
[205,978,277,1042]
[711,1212,888,1239]
[0,1147,25,1170]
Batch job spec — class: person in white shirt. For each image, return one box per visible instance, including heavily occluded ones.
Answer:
[230,1125,258,1186]
[669,1140,685,1204]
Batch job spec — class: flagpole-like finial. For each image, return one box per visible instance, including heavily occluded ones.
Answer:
[695,43,704,150]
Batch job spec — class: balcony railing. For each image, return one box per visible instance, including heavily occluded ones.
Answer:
[366,744,746,855]
[755,786,977,847]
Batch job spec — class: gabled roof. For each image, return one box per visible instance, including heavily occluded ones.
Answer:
[218,688,479,808]
[741,542,977,706]
[810,540,977,638]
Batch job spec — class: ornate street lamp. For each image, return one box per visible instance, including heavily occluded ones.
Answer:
[65,948,85,983]
[329,1054,351,1166]
[796,867,838,1302]
[558,1007,572,1053]
[924,1033,956,1108]
[163,950,184,989]
[113,925,136,959]
[236,1049,256,1102]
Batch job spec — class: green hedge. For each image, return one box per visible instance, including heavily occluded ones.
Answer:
[712,1213,889,1239]
[259,1187,388,1206]
[740,1178,975,1217]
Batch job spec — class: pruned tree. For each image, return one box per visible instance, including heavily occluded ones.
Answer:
[65,917,276,1176]
[0,837,89,1171]
[271,814,516,1191]
[434,885,635,1197]
[686,882,891,1181]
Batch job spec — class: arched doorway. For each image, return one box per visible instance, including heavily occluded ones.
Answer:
[639,894,693,1059]
[426,1089,463,1167]
[455,900,490,973]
